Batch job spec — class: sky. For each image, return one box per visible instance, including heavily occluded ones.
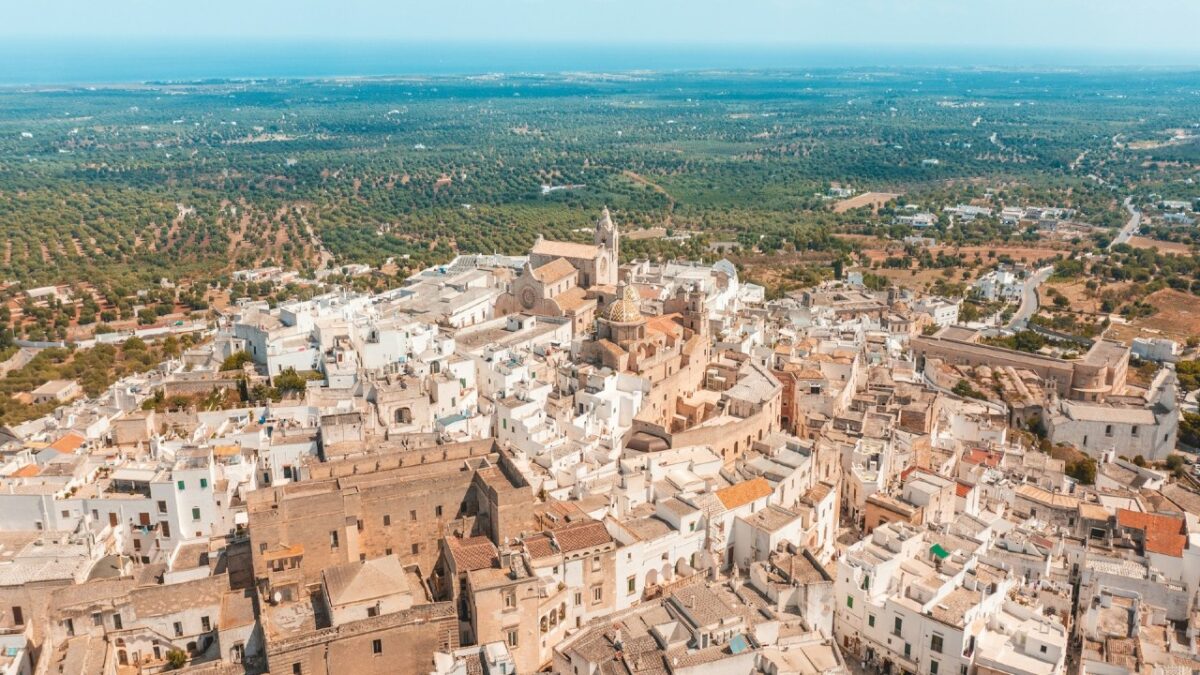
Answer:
[4,0,1199,57]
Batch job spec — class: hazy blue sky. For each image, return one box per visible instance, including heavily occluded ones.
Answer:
[5,0,1200,56]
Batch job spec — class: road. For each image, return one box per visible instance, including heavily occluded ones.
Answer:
[1007,265,1054,331]
[1109,196,1141,249]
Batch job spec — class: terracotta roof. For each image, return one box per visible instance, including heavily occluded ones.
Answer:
[644,313,683,337]
[11,464,40,478]
[48,432,86,454]
[523,533,557,560]
[716,477,773,510]
[555,286,591,312]
[532,239,601,261]
[448,536,500,571]
[962,448,1002,468]
[552,519,613,553]
[531,258,577,284]
[955,481,972,498]
[1116,509,1186,557]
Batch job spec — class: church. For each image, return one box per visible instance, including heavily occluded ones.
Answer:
[495,208,620,335]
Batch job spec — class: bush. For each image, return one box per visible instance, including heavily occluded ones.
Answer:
[166,649,187,669]
[220,351,252,372]
[1066,457,1097,485]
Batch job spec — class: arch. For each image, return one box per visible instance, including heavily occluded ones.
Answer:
[661,562,674,583]
[645,568,658,588]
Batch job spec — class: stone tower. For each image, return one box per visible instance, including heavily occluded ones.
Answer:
[594,207,619,286]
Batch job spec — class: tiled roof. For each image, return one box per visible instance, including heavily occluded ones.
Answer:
[1116,509,1186,558]
[531,258,577,284]
[448,536,500,571]
[11,464,40,478]
[555,286,591,312]
[552,519,613,553]
[322,555,410,606]
[716,477,773,510]
[48,432,86,454]
[532,239,601,260]
[962,448,1002,467]
[523,533,556,560]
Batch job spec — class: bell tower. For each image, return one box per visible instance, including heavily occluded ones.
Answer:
[594,207,619,286]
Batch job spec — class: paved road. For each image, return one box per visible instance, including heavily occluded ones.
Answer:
[1007,265,1054,331]
[1109,196,1141,249]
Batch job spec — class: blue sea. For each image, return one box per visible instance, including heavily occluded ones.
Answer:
[0,40,1195,86]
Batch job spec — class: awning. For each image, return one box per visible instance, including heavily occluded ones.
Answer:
[930,544,950,559]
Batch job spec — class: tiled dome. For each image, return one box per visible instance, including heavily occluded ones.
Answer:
[605,284,643,323]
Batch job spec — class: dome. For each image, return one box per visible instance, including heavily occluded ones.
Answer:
[605,284,643,323]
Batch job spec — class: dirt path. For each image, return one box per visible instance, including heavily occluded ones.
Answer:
[623,170,675,228]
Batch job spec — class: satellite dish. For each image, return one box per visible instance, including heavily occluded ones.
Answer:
[272,591,282,605]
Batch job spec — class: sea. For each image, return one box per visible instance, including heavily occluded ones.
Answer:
[0,40,1195,86]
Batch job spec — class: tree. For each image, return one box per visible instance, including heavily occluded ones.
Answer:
[1165,453,1188,478]
[220,351,252,372]
[166,649,187,669]
[1066,457,1097,485]
[273,368,309,395]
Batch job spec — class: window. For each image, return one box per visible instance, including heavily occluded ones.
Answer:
[592,556,601,572]
[367,606,378,618]
[61,510,70,518]
[356,519,363,532]
[507,630,519,648]
[157,501,167,514]
[192,507,201,521]
[627,576,636,594]
[960,666,968,675]
[199,478,208,489]
[1105,424,1113,437]
[893,617,903,636]
[904,643,911,658]
[372,639,382,655]
[1131,425,1139,437]
[177,480,185,490]
[931,634,944,654]
[293,664,302,675]
[10,606,21,626]
[574,592,582,606]
[410,510,417,521]
[592,586,603,604]
[330,531,339,548]
[112,613,122,630]
[64,618,74,637]
[92,613,103,627]
[435,505,443,518]
[174,622,183,637]
[868,614,875,628]
[411,543,420,555]
[201,616,211,632]
[930,660,939,675]
[1040,645,1047,654]
[846,596,854,609]
[503,590,516,609]
[383,515,391,526]
[862,575,870,590]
